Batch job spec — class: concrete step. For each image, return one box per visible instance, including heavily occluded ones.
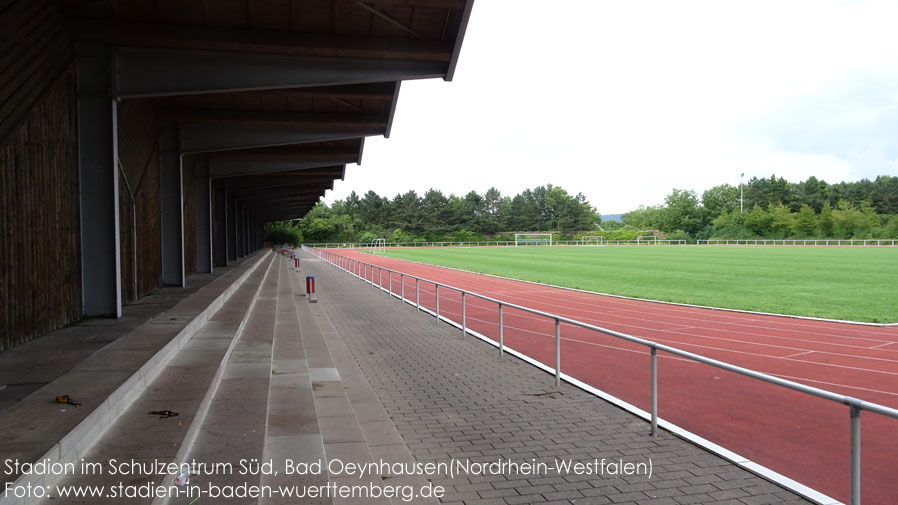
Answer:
[155,254,283,504]
[290,254,436,505]
[26,253,276,505]
[258,256,329,505]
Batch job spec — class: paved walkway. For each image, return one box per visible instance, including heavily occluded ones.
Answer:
[301,253,814,505]
[13,252,817,505]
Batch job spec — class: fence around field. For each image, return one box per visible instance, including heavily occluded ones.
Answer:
[698,239,898,246]
[306,245,898,505]
[303,239,687,249]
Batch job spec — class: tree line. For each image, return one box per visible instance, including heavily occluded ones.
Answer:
[264,175,898,245]
[620,175,898,241]
[266,185,601,244]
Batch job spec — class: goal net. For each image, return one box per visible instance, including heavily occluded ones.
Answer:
[637,235,658,245]
[515,233,553,246]
[582,235,606,246]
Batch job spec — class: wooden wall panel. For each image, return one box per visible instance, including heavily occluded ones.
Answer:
[0,0,73,144]
[117,100,162,300]
[183,161,197,276]
[136,148,162,295]
[0,67,80,352]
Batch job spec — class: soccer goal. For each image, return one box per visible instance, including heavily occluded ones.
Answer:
[582,235,606,246]
[636,235,658,245]
[372,238,386,253]
[514,233,553,246]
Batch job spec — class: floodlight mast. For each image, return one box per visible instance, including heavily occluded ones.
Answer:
[740,173,744,213]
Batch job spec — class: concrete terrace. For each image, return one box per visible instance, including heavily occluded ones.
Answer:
[0,250,815,505]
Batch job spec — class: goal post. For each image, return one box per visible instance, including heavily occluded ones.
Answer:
[372,238,386,253]
[582,235,606,246]
[514,233,553,246]
[637,235,658,245]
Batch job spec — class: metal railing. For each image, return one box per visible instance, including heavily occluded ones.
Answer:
[698,239,898,247]
[306,245,898,505]
[303,239,688,249]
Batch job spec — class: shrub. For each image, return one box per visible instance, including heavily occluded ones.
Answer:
[264,221,302,246]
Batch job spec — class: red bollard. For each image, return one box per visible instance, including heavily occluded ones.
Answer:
[306,276,317,303]
[294,257,300,272]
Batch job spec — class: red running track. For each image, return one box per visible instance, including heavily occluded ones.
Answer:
[321,249,898,505]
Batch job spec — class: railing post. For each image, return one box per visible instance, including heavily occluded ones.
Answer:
[651,347,658,437]
[499,303,504,357]
[462,292,466,336]
[379,268,382,291]
[850,405,861,505]
[416,278,420,312]
[400,273,405,302]
[435,284,440,324]
[389,270,392,297]
[554,318,561,388]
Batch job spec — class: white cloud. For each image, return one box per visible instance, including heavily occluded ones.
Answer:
[325,0,898,214]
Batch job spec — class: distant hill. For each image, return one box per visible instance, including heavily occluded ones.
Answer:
[602,213,624,222]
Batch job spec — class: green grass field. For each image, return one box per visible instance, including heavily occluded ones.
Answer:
[378,246,898,323]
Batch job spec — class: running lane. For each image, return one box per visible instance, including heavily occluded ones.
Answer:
[321,248,898,505]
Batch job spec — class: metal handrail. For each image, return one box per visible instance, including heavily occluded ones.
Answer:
[305,245,898,505]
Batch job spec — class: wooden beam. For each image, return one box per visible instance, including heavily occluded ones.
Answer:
[157,108,388,128]
[446,0,474,81]
[238,193,329,205]
[354,0,465,8]
[208,148,360,162]
[235,183,335,199]
[223,166,345,183]
[158,83,396,110]
[229,177,341,191]
[67,19,453,61]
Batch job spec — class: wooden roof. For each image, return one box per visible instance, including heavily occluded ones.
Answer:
[60,0,473,220]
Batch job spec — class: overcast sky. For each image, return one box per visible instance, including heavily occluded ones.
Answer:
[325,0,898,215]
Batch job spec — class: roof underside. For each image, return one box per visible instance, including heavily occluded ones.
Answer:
[60,0,473,221]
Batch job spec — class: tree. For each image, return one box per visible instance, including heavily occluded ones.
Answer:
[575,192,601,231]
[795,176,829,212]
[794,204,817,237]
[871,175,898,214]
[390,190,422,233]
[622,205,664,230]
[768,203,795,238]
[743,205,773,236]
[711,210,752,239]
[359,190,388,229]
[831,200,868,239]
[818,202,834,237]
[510,190,540,230]
[531,186,550,230]
[482,187,504,234]
[661,189,705,237]
[702,184,740,219]
[264,221,303,245]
